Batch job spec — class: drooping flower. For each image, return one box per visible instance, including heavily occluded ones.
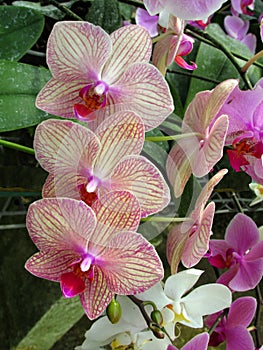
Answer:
[206,297,257,350]
[224,15,256,53]
[166,169,227,273]
[35,21,173,131]
[166,79,238,198]
[167,332,209,350]
[217,78,263,184]
[160,269,232,329]
[34,112,170,218]
[208,213,263,291]
[231,0,254,15]
[25,192,164,320]
[143,0,228,20]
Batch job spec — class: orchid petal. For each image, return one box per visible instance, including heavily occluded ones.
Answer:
[135,8,159,37]
[182,202,215,268]
[182,283,232,319]
[136,282,172,310]
[175,56,197,71]
[229,259,263,291]
[164,269,204,301]
[216,264,239,287]
[94,112,144,178]
[209,239,230,257]
[227,297,257,328]
[225,325,255,350]
[26,198,96,252]
[110,155,170,217]
[25,250,79,281]
[225,213,260,253]
[101,231,163,295]
[60,271,86,297]
[102,25,152,84]
[36,79,84,118]
[144,0,164,15]
[90,191,141,248]
[47,21,111,82]
[181,332,209,350]
[224,15,249,40]
[152,34,174,68]
[80,266,114,319]
[166,140,193,198]
[245,240,263,260]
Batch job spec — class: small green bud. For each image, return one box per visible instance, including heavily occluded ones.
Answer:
[149,322,165,339]
[151,310,163,326]
[106,298,122,324]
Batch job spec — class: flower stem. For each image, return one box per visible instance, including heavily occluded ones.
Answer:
[208,309,228,335]
[141,216,192,223]
[145,132,200,142]
[167,69,221,85]
[152,29,176,44]
[118,0,145,8]
[241,50,263,72]
[0,139,35,155]
[48,0,84,20]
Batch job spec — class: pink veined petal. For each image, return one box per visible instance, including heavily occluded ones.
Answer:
[94,111,145,178]
[34,119,100,174]
[110,155,170,218]
[229,258,263,291]
[100,231,164,295]
[192,114,229,177]
[102,25,152,84]
[163,0,227,20]
[227,297,257,328]
[152,33,175,69]
[36,79,85,118]
[26,198,96,252]
[225,325,255,350]
[25,250,80,281]
[175,56,197,71]
[225,213,260,253]
[181,332,209,350]
[47,21,111,82]
[182,202,215,268]
[80,266,115,319]
[216,264,239,288]
[144,0,164,15]
[245,240,263,261]
[166,140,194,198]
[108,62,174,131]
[90,191,141,249]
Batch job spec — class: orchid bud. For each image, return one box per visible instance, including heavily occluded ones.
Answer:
[106,298,122,324]
[149,322,165,339]
[151,310,163,326]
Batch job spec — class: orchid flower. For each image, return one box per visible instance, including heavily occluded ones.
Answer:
[206,297,257,350]
[224,15,256,53]
[143,0,228,20]
[167,333,209,350]
[25,192,164,320]
[36,21,173,131]
[34,113,170,218]
[161,269,232,329]
[166,79,238,198]
[135,8,159,37]
[208,213,263,291]
[249,182,263,206]
[231,0,254,15]
[166,169,227,273]
[217,78,263,184]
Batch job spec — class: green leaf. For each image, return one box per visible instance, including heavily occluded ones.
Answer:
[0,6,44,61]
[143,128,169,169]
[0,60,53,132]
[85,0,122,33]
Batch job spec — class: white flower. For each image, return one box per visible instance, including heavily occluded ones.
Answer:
[249,182,263,206]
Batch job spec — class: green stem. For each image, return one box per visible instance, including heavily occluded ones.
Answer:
[141,216,192,223]
[167,69,221,85]
[208,309,228,335]
[0,139,35,155]
[152,29,176,44]
[241,49,263,72]
[48,0,84,20]
[145,132,201,142]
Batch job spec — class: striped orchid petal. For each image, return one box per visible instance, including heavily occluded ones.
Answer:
[110,155,170,217]
[102,25,152,84]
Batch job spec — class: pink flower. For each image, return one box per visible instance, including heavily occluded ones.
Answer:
[208,213,263,291]
[135,8,159,37]
[166,79,237,198]
[206,297,257,350]
[231,0,254,15]
[217,78,263,184]
[167,333,209,350]
[224,15,256,53]
[36,21,173,131]
[144,0,227,20]
[166,169,227,273]
[34,112,170,218]
[25,192,164,319]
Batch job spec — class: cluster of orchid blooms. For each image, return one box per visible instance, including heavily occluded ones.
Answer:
[24,0,263,349]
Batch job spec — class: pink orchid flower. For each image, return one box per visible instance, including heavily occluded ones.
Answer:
[135,8,159,37]
[167,332,209,350]
[34,112,170,218]
[36,21,173,131]
[166,169,228,273]
[224,15,256,53]
[25,192,164,320]
[208,213,263,291]
[217,78,263,185]
[144,0,227,20]
[206,297,257,350]
[231,0,254,15]
[166,79,238,198]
